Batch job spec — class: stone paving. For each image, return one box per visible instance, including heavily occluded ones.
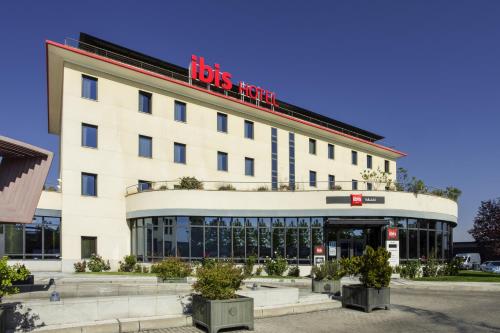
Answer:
[144,289,500,333]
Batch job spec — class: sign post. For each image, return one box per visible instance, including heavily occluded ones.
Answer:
[313,245,326,266]
[385,228,399,268]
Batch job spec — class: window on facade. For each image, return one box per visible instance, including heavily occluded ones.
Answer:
[82,75,97,100]
[309,138,316,155]
[289,132,295,190]
[385,160,390,173]
[217,151,228,171]
[174,142,186,164]
[367,155,373,169]
[352,179,358,190]
[328,144,334,159]
[81,123,97,148]
[367,182,373,191]
[352,150,358,165]
[309,171,317,187]
[174,101,186,122]
[217,113,228,133]
[271,128,278,190]
[328,175,335,190]
[138,180,152,192]
[245,157,254,176]
[244,120,254,139]
[81,236,97,259]
[81,172,97,196]
[139,135,152,158]
[138,91,152,114]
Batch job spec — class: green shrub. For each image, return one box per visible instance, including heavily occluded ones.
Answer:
[263,255,288,276]
[255,266,263,276]
[287,265,300,277]
[74,260,87,273]
[178,177,204,190]
[118,255,137,272]
[443,257,462,276]
[244,255,257,277]
[218,184,236,191]
[87,254,111,272]
[152,257,192,281]
[311,260,343,281]
[399,260,421,279]
[358,246,392,289]
[0,257,31,298]
[257,186,268,191]
[422,256,440,277]
[339,256,362,276]
[142,265,150,273]
[134,264,143,273]
[193,261,244,300]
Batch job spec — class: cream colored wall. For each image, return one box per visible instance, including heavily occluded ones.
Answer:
[56,62,399,270]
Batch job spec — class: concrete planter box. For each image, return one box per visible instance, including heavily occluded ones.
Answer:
[311,279,341,295]
[192,294,254,333]
[12,274,34,286]
[157,277,188,283]
[342,284,390,313]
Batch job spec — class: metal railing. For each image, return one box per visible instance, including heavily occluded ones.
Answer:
[63,37,396,146]
[126,179,402,196]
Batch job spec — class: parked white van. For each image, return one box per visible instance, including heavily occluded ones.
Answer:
[455,253,481,270]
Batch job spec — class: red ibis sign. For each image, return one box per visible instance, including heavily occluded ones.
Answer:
[350,194,363,206]
[387,228,399,240]
[190,55,279,107]
[314,245,325,255]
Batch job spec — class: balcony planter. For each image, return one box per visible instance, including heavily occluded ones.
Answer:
[341,284,390,312]
[311,279,341,295]
[192,294,254,333]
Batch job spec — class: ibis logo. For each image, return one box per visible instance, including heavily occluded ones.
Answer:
[350,194,363,206]
[387,228,399,240]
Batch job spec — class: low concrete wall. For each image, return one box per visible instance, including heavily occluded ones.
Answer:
[237,285,299,308]
[3,294,187,329]
[7,260,61,272]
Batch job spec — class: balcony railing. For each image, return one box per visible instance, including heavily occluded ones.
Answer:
[63,37,396,146]
[125,179,441,196]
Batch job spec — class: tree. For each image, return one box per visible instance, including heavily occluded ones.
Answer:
[469,198,500,257]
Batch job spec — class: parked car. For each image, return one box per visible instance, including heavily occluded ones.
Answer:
[486,261,500,274]
[455,253,481,270]
[480,261,493,272]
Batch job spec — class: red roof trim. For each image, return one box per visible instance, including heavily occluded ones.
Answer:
[45,40,406,157]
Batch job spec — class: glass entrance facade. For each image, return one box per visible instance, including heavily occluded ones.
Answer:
[129,216,454,264]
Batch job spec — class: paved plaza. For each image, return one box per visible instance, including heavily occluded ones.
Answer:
[145,288,500,333]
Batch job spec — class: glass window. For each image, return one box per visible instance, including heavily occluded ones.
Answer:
[309,171,317,187]
[82,75,97,100]
[396,218,407,229]
[25,217,42,258]
[176,217,190,257]
[420,229,428,259]
[43,217,61,256]
[82,123,97,148]
[429,230,436,258]
[174,142,186,164]
[244,120,254,139]
[271,128,278,190]
[311,217,323,228]
[328,175,335,190]
[258,218,271,228]
[139,91,152,114]
[351,150,358,165]
[246,227,258,257]
[286,227,298,261]
[384,160,390,173]
[312,228,324,250]
[4,224,23,255]
[272,218,285,228]
[408,218,418,228]
[259,227,272,258]
[219,227,231,258]
[399,228,407,260]
[162,217,176,257]
[81,172,97,196]
[409,229,418,259]
[81,236,97,259]
[217,151,228,171]
[352,179,358,190]
[245,157,254,176]
[367,155,373,169]
[190,227,203,258]
[309,138,316,155]
[217,113,228,133]
[139,135,152,158]
[289,132,295,189]
[138,180,152,192]
[174,101,186,122]
[367,182,373,191]
[272,228,285,257]
[286,218,297,227]
[298,217,310,228]
[205,227,218,258]
[299,228,311,263]
[328,144,334,159]
[233,227,245,259]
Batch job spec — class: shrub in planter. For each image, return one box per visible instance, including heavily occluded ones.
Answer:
[0,257,31,299]
[342,246,392,313]
[118,255,137,272]
[263,255,288,276]
[153,257,192,282]
[178,176,204,190]
[87,254,111,272]
[192,261,253,333]
[74,260,87,273]
[244,255,257,277]
[311,260,342,294]
[288,265,300,277]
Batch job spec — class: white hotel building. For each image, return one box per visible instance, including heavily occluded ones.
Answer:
[0,33,458,272]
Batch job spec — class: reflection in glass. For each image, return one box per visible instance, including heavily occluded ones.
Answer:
[246,228,258,257]
[205,227,218,257]
[259,228,271,258]
[191,227,203,258]
[219,228,231,258]
[272,228,285,257]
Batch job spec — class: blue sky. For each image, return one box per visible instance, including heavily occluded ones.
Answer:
[1,1,499,241]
